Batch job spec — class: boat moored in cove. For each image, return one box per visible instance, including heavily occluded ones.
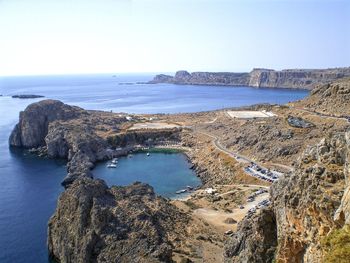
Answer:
[107,163,117,168]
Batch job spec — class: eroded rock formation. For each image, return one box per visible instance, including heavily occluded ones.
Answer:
[225,131,350,262]
[48,178,188,263]
[9,100,84,147]
[224,208,277,263]
[9,100,182,187]
[296,77,350,116]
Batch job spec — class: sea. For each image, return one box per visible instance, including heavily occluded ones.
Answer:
[0,73,309,262]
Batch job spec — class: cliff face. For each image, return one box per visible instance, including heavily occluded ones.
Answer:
[248,68,350,89]
[224,208,277,263]
[9,100,184,187]
[9,100,84,147]
[149,67,350,90]
[225,131,350,263]
[107,129,181,147]
[48,178,188,263]
[45,122,111,187]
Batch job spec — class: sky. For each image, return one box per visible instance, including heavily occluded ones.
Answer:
[0,0,349,76]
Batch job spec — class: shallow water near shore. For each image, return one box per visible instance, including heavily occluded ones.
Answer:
[0,74,309,262]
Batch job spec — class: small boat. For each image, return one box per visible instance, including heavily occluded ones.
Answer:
[147,153,150,156]
[111,158,118,164]
[107,163,117,168]
[128,154,133,158]
[175,189,187,194]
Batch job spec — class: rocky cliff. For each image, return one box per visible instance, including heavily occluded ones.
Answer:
[149,67,350,90]
[9,100,85,147]
[48,178,188,263]
[224,208,277,263]
[295,77,350,116]
[224,131,350,263]
[9,100,184,187]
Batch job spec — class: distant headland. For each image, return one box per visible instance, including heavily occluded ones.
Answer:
[148,67,350,90]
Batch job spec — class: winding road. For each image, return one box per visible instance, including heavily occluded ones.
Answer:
[194,129,293,173]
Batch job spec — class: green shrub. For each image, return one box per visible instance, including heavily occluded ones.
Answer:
[321,225,350,263]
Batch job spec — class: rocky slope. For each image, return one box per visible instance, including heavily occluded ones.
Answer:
[149,67,350,90]
[48,178,188,263]
[295,77,350,116]
[224,131,350,262]
[224,208,277,263]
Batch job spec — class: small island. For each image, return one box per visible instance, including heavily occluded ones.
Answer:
[12,94,45,99]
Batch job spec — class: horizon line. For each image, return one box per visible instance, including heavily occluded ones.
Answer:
[1,65,349,78]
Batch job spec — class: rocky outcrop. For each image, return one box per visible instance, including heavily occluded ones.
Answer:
[149,70,250,87]
[9,100,185,187]
[149,67,350,90]
[48,178,188,263]
[271,133,348,262]
[225,131,350,262]
[9,100,85,147]
[334,131,350,225]
[248,68,350,89]
[287,115,315,128]
[148,74,174,84]
[107,129,181,148]
[44,122,112,187]
[224,208,277,263]
[296,77,350,116]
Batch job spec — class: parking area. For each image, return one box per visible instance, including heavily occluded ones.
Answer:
[244,162,283,183]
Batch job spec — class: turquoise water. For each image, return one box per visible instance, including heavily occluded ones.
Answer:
[0,74,309,262]
[94,152,201,198]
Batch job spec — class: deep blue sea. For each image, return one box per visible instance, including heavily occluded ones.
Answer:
[0,74,309,262]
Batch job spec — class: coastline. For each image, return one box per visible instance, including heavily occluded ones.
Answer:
[148,67,350,90]
[6,76,350,262]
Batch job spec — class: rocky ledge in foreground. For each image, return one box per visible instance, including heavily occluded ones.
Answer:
[48,178,188,263]
[225,131,350,262]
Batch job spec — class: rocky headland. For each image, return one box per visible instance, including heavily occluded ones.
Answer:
[149,67,350,90]
[9,100,183,187]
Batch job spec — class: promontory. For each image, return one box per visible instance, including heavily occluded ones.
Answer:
[149,67,350,90]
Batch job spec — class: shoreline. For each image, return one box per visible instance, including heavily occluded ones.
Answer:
[7,76,350,262]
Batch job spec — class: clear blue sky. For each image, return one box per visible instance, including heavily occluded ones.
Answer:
[0,0,349,76]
